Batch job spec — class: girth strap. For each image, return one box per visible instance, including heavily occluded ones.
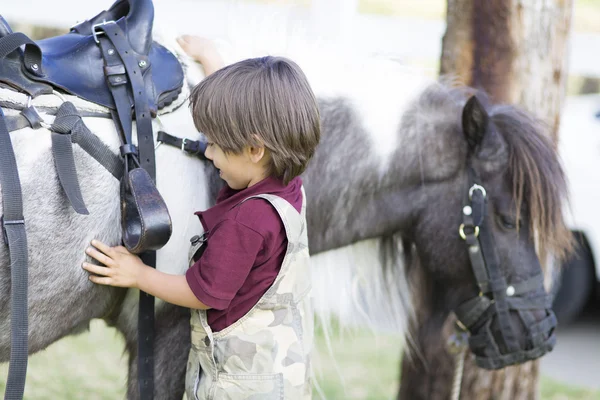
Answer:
[0,108,29,400]
[3,110,42,132]
[2,104,124,180]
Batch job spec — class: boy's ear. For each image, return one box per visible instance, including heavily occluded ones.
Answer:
[248,145,266,163]
[248,134,267,164]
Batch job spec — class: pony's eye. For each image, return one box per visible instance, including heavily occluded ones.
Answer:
[498,215,517,230]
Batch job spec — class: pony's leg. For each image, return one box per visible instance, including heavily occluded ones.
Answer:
[397,314,455,400]
[116,301,190,400]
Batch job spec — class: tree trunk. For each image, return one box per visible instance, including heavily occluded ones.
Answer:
[399,1,573,399]
[440,0,573,144]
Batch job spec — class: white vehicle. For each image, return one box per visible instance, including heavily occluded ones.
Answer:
[553,93,600,325]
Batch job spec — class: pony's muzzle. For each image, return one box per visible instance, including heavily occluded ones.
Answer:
[463,304,557,370]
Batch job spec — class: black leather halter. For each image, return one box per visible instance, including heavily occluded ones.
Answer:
[454,168,557,369]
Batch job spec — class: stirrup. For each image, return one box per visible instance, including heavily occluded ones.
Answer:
[120,167,172,253]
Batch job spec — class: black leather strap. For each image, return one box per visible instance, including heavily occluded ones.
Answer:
[157,130,207,159]
[20,106,43,129]
[455,167,556,370]
[462,214,490,294]
[95,21,159,400]
[454,295,492,330]
[474,191,520,355]
[3,110,42,132]
[138,251,156,397]
[96,22,155,177]
[120,168,172,253]
[0,108,29,400]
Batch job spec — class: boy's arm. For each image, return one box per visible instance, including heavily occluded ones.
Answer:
[177,35,225,76]
[137,267,210,310]
[82,240,210,310]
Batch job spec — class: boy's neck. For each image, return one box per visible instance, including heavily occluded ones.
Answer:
[246,168,270,188]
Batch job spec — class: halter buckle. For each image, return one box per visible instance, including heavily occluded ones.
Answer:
[469,184,487,200]
[459,223,479,240]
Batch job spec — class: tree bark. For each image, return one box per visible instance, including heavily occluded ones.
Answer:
[400,1,573,399]
[440,0,573,144]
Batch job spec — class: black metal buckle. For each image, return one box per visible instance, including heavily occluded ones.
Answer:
[182,139,200,154]
[190,231,209,246]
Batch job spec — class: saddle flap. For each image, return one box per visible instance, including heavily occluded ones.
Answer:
[0,16,52,97]
[120,167,172,254]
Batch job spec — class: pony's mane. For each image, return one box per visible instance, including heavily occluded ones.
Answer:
[490,105,573,262]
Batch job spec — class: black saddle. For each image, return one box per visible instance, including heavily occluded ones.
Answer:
[0,0,183,114]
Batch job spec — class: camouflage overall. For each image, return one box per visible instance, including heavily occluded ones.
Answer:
[185,190,313,400]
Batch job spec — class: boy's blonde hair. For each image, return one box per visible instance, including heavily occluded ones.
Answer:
[189,56,321,184]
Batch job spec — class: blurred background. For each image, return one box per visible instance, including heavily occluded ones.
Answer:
[1,0,599,399]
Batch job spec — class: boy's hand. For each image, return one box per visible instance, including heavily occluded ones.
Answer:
[176,35,224,75]
[82,240,147,288]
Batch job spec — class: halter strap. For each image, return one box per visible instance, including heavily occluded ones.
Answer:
[454,167,555,369]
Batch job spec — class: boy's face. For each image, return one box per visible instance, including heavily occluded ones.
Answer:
[204,142,268,190]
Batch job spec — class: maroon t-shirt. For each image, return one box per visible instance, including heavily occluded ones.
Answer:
[185,176,303,332]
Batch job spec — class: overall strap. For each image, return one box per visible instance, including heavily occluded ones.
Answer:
[241,193,305,244]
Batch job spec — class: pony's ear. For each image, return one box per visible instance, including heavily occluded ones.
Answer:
[462,96,489,153]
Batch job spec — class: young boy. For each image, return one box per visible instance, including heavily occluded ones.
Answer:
[82,37,320,399]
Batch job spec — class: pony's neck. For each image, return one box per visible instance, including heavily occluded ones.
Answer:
[303,117,432,254]
[304,79,465,254]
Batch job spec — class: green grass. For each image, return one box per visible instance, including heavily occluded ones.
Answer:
[312,323,401,399]
[0,320,598,399]
[0,320,128,399]
[541,377,600,400]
